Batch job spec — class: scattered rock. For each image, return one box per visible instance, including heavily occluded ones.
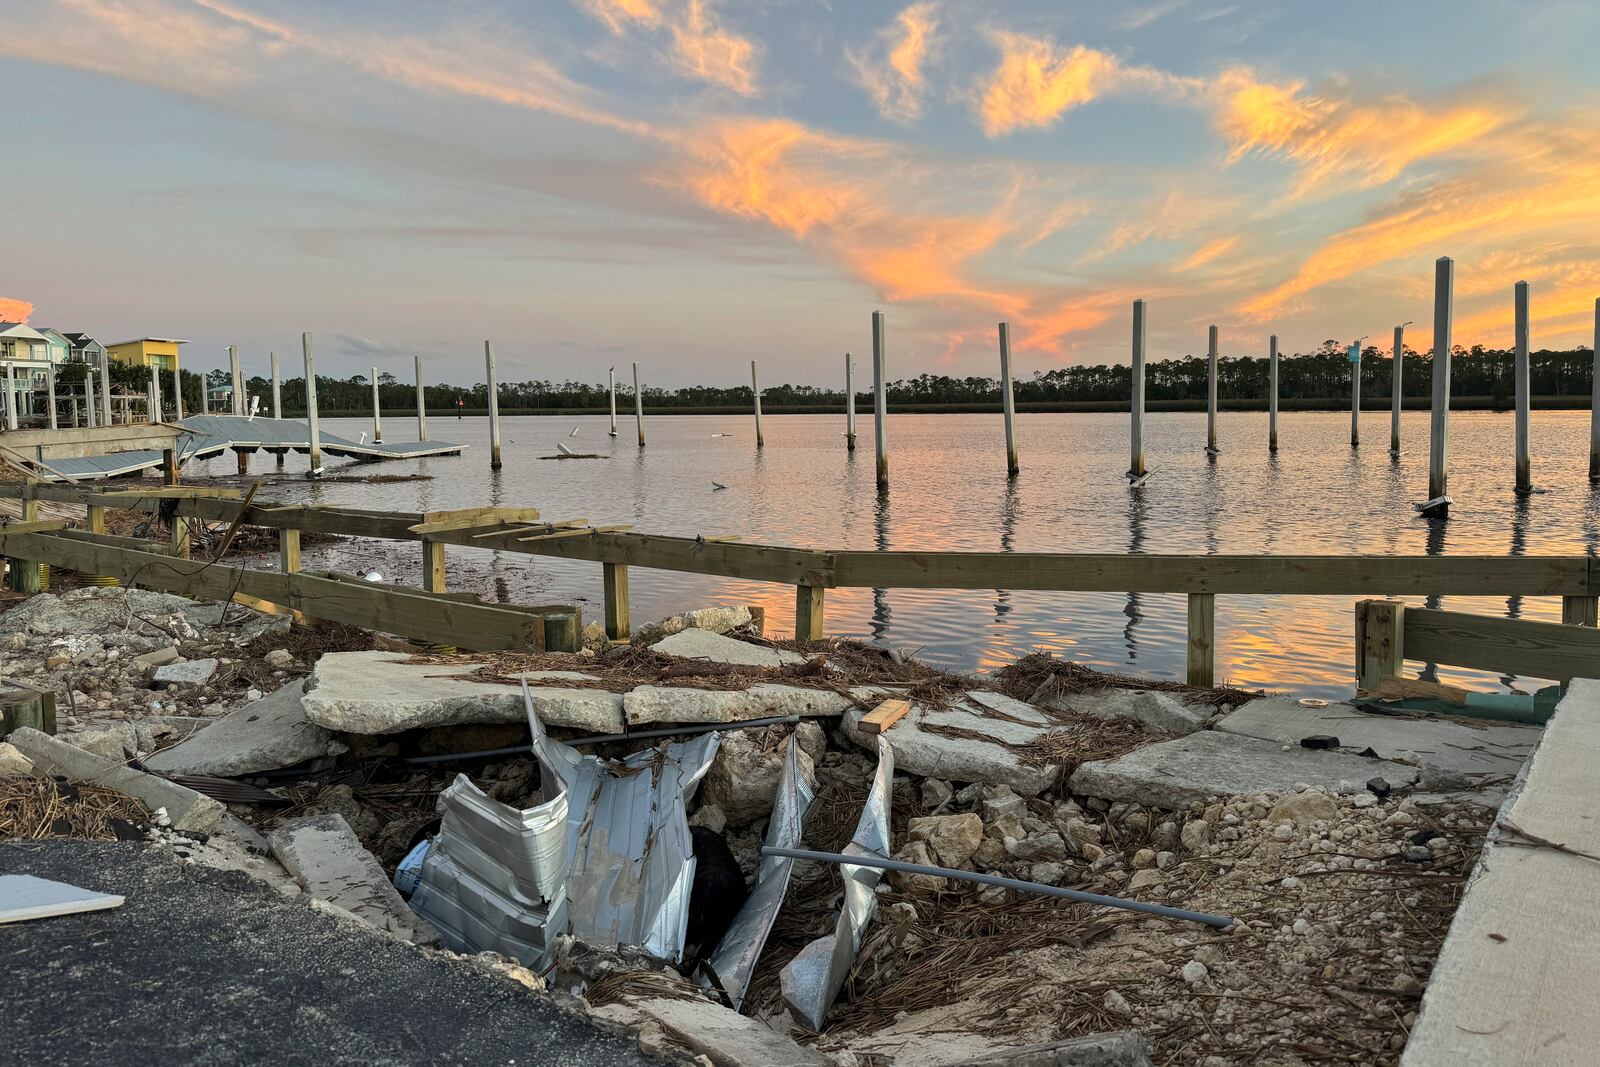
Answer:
[0,740,34,776]
[907,813,984,868]
[1181,960,1209,985]
[701,727,818,827]
[264,648,295,669]
[133,646,181,668]
[1062,687,1211,736]
[145,680,346,777]
[153,658,219,686]
[921,778,954,810]
[840,695,1061,796]
[1266,789,1339,827]
[649,627,807,668]
[890,840,947,894]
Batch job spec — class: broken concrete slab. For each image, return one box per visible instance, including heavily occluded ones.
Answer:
[1068,730,1421,810]
[840,693,1062,796]
[131,646,181,668]
[0,740,34,776]
[639,605,753,640]
[649,627,806,668]
[302,651,624,734]
[1060,688,1210,736]
[592,995,831,1067]
[0,588,204,642]
[6,727,226,832]
[62,724,135,761]
[153,658,218,686]
[267,813,438,944]
[701,726,819,827]
[950,1030,1154,1066]
[1402,679,1600,1067]
[623,683,854,726]
[145,681,346,777]
[1217,696,1538,806]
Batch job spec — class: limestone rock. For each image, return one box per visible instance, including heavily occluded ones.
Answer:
[907,813,984,868]
[971,837,1008,870]
[643,606,753,639]
[920,778,954,810]
[0,740,34,776]
[649,627,807,669]
[591,993,831,1067]
[1008,831,1067,863]
[146,680,345,776]
[153,658,219,686]
[64,724,134,761]
[701,727,818,827]
[1267,789,1339,827]
[890,840,946,894]
[1180,820,1211,851]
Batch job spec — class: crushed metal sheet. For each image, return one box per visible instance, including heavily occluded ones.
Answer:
[525,679,720,963]
[702,734,814,1010]
[780,733,894,1030]
[408,769,570,971]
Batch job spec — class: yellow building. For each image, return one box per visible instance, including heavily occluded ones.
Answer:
[107,337,187,372]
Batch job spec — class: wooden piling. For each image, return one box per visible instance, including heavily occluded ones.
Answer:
[1268,334,1279,453]
[795,583,825,641]
[633,362,645,448]
[422,539,445,593]
[603,561,630,639]
[1206,325,1219,453]
[845,354,856,452]
[752,360,764,449]
[872,310,888,487]
[1514,280,1531,496]
[1355,599,1406,690]
[1130,300,1146,478]
[152,367,163,423]
[1562,595,1598,627]
[371,364,383,444]
[1186,592,1214,688]
[608,366,618,437]
[8,498,40,594]
[3,364,14,430]
[171,513,192,559]
[1426,257,1454,513]
[270,352,281,418]
[1592,299,1600,482]
[414,355,427,441]
[1390,326,1404,454]
[172,366,184,421]
[163,448,178,486]
[485,340,503,470]
[1350,339,1361,448]
[303,332,322,474]
[229,345,243,416]
[98,360,111,425]
[998,322,1018,476]
[84,369,96,429]
[45,363,56,430]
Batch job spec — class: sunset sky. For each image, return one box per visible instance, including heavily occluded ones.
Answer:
[4,0,1599,386]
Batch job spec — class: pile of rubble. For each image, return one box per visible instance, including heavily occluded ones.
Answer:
[0,590,1532,1066]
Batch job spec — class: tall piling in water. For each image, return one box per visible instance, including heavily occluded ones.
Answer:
[1268,334,1279,453]
[303,332,322,474]
[845,354,856,451]
[98,360,112,426]
[270,352,281,418]
[633,362,645,448]
[1130,300,1147,479]
[84,369,96,428]
[371,365,383,443]
[1390,326,1404,454]
[1514,280,1531,496]
[149,367,161,423]
[998,322,1019,476]
[751,360,764,448]
[1591,299,1600,482]
[485,341,503,470]
[45,363,56,430]
[1350,340,1361,448]
[415,355,427,441]
[608,367,618,437]
[229,345,243,416]
[872,311,888,488]
[172,366,183,421]
[1425,257,1454,515]
[1206,325,1219,453]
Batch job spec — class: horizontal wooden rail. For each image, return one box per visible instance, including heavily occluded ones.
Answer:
[1403,606,1600,683]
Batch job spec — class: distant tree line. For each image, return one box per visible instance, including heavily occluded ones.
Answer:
[196,342,1597,415]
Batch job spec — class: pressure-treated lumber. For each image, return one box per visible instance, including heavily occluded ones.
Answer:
[860,698,911,735]
[1355,599,1405,691]
[602,561,629,640]
[1403,606,1600,682]
[795,584,825,641]
[1186,593,1214,688]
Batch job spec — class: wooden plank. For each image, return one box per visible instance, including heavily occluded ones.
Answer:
[860,698,911,734]
[1562,595,1598,626]
[1404,607,1600,682]
[795,583,825,641]
[410,506,545,535]
[431,528,834,586]
[603,562,629,640]
[53,529,172,556]
[422,539,446,594]
[0,520,68,535]
[828,552,1593,596]
[1355,599,1405,691]
[1187,592,1214,688]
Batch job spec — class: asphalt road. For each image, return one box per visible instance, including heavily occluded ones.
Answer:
[0,841,658,1067]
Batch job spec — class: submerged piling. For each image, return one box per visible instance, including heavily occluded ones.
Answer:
[845,354,856,452]
[608,366,618,437]
[1514,281,1531,495]
[872,311,888,488]
[1268,334,1279,453]
[751,360,764,449]
[485,341,502,470]
[1130,300,1146,479]
[229,345,243,416]
[415,355,427,442]
[1390,326,1404,454]
[998,322,1018,476]
[1425,257,1454,515]
[1206,325,1219,453]
[303,332,322,475]
[371,365,383,444]
[633,362,644,448]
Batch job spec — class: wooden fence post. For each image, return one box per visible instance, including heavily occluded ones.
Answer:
[422,539,445,593]
[1561,596,1598,627]
[1355,599,1406,690]
[603,562,630,640]
[1186,592,1214,688]
[795,584,825,641]
[8,497,41,594]
[171,514,192,560]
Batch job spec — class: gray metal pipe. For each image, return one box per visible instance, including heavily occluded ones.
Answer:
[762,845,1234,929]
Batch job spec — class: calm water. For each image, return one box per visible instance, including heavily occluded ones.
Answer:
[192,408,1600,698]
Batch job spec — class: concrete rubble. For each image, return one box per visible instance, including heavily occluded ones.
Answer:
[650,626,808,668]
[145,680,346,776]
[267,813,439,943]
[841,690,1063,795]
[1061,687,1211,736]
[6,726,227,832]
[624,683,856,724]
[591,995,832,1067]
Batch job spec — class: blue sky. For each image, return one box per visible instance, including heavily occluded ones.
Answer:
[3,0,1599,388]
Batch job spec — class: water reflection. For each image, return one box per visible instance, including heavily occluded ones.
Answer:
[871,487,891,642]
[1122,487,1148,663]
[994,480,1018,621]
[1418,517,1448,683]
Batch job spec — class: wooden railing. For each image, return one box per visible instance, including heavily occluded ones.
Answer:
[1,481,1596,686]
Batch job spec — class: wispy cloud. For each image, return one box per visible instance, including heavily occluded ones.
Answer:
[1174,235,1239,272]
[586,0,758,95]
[849,2,939,124]
[975,32,1192,138]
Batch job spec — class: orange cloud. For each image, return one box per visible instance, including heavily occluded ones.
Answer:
[850,2,938,124]
[583,0,661,33]
[0,297,33,323]
[977,35,1125,137]
[668,0,758,95]
[1175,236,1239,272]
[1211,68,1508,198]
